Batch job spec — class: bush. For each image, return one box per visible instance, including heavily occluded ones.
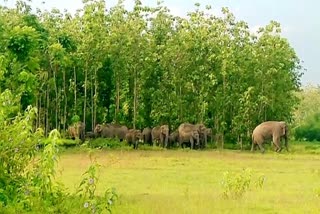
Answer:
[0,97,117,212]
[88,138,124,149]
[294,113,320,141]
[221,168,265,199]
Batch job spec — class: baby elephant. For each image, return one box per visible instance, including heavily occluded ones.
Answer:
[125,129,142,149]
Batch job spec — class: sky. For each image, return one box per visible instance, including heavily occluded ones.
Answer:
[1,0,319,86]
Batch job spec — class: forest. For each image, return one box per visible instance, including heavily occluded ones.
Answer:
[0,0,303,145]
[3,1,320,213]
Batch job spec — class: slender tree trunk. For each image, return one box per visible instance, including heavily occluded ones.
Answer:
[38,93,41,129]
[35,94,39,129]
[46,85,49,137]
[53,64,58,129]
[63,68,67,131]
[133,66,137,129]
[94,68,97,129]
[91,71,94,130]
[74,66,77,113]
[84,60,88,126]
[115,74,120,122]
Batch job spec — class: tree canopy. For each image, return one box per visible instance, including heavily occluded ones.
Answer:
[0,0,303,144]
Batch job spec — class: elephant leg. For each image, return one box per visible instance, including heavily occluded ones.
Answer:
[257,143,265,153]
[273,136,282,152]
[251,142,255,152]
[134,141,137,149]
[190,138,194,150]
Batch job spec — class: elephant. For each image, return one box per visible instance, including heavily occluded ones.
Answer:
[168,130,179,148]
[94,123,128,141]
[195,123,208,149]
[94,124,112,138]
[125,129,142,149]
[68,121,85,143]
[67,125,78,140]
[108,124,128,142]
[178,123,200,149]
[251,121,288,153]
[142,127,152,146]
[151,125,169,148]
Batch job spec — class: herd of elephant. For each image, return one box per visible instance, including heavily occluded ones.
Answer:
[68,122,212,150]
[68,120,289,153]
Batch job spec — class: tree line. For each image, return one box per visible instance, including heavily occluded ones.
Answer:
[0,0,302,146]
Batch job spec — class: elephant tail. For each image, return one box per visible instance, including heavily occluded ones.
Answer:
[251,134,255,152]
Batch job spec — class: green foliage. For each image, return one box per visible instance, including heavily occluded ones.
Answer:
[0,90,116,213]
[76,155,118,213]
[0,1,302,144]
[294,113,320,141]
[293,87,320,141]
[88,138,123,149]
[221,168,265,199]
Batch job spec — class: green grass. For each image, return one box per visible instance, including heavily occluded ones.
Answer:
[56,145,320,214]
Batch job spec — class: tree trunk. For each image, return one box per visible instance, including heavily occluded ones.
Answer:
[46,85,49,137]
[63,68,67,131]
[91,71,94,130]
[115,74,120,123]
[133,66,137,129]
[84,60,88,126]
[53,63,58,129]
[94,68,97,129]
[74,66,77,113]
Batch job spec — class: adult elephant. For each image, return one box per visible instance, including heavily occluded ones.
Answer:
[108,124,128,142]
[151,125,169,148]
[68,121,85,143]
[169,130,179,148]
[142,127,152,146]
[94,124,112,138]
[126,129,142,149]
[195,123,208,149]
[67,125,78,140]
[251,121,288,153]
[178,123,200,149]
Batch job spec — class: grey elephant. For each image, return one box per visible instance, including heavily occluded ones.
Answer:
[178,123,200,149]
[125,129,142,149]
[195,123,208,149]
[151,125,169,148]
[108,124,128,142]
[168,130,179,148]
[142,127,152,146]
[94,124,112,138]
[251,121,288,153]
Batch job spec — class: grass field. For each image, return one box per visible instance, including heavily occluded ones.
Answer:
[56,146,320,214]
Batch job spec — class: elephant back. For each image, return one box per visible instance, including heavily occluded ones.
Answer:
[109,124,128,139]
[178,123,196,133]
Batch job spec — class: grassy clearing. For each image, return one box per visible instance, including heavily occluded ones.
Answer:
[56,146,320,214]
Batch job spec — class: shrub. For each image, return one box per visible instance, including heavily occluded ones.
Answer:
[0,91,117,213]
[88,138,123,149]
[294,113,320,142]
[221,168,265,199]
